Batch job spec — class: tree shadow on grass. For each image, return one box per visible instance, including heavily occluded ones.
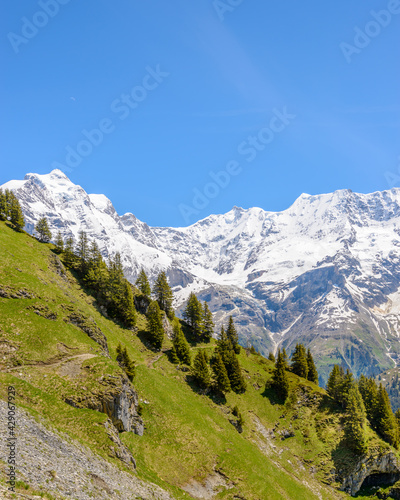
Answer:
[184,373,227,405]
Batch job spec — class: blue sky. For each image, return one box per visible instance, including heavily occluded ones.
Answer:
[1,1,399,227]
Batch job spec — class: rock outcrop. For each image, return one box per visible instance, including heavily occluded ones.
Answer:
[340,448,400,496]
[66,375,144,435]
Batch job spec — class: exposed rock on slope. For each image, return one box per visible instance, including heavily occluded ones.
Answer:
[0,400,172,500]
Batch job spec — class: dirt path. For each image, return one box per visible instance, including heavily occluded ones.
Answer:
[7,353,97,376]
[146,352,164,369]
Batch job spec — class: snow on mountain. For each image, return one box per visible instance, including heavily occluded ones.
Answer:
[4,169,400,384]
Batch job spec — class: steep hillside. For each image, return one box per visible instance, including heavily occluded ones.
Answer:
[4,170,400,387]
[1,220,400,499]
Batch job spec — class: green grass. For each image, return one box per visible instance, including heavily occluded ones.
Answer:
[0,221,395,499]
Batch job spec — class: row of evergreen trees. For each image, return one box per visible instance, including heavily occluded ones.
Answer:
[270,344,318,401]
[327,366,400,452]
[0,188,25,230]
[183,293,214,343]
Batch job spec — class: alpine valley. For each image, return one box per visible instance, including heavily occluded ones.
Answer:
[4,169,400,385]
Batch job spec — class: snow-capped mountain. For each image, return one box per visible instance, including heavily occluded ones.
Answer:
[4,169,400,384]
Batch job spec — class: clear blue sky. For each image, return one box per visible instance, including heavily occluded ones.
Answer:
[1,1,399,226]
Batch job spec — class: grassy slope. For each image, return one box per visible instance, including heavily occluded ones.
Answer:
[0,220,390,499]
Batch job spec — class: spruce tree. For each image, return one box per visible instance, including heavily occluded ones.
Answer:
[226,316,240,354]
[282,347,289,370]
[116,343,135,381]
[326,365,344,402]
[8,192,24,231]
[211,351,231,394]
[146,300,164,350]
[192,350,211,389]
[290,343,308,379]
[271,349,289,401]
[306,349,318,385]
[153,271,174,320]
[375,383,398,447]
[227,353,246,393]
[202,302,214,342]
[0,189,7,220]
[76,230,89,274]
[345,382,368,454]
[172,321,191,365]
[169,344,179,364]
[35,217,52,242]
[183,293,204,341]
[268,352,275,363]
[54,231,64,253]
[64,236,76,267]
[135,268,151,297]
[359,375,379,428]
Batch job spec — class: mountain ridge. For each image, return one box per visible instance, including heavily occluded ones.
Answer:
[4,169,400,384]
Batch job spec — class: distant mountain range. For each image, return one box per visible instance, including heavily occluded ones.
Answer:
[4,169,400,384]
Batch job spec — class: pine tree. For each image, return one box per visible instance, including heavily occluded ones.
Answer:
[35,217,52,242]
[116,343,136,381]
[172,321,191,365]
[153,271,174,320]
[339,370,355,409]
[202,302,214,342]
[183,293,204,341]
[135,268,151,297]
[271,349,289,401]
[0,189,7,220]
[290,344,308,379]
[8,192,24,231]
[282,347,289,369]
[146,300,164,350]
[345,382,368,454]
[226,316,240,354]
[375,383,398,447]
[211,351,231,394]
[326,365,344,402]
[268,352,275,363]
[192,350,211,389]
[169,344,179,364]
[54,231,64,253]
[64,236,76,267]
[76,230,89,274]
[359,375,378,428]
[227,353,246,393]
[306,349,318,385]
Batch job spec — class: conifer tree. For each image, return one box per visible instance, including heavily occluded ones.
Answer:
[227,353,247,393]
[54,231,64,253]
[345,382,368,454]
[135,268,151,297]
[306,349,318,385]
[211,351,231,394]
[146,300,164,350]
[326,365,344,402]
[8,191,24,231]
[271,349,289,401]
[202,302,214,342]
[169,344,179,364]
[153,271,174,320]
[183,293,204,341]
[172,321,191,365]
[359,375,379,428]
[268,352,275,363]
[339,370,355,409]
[282,347,289,369]
[226,316,240,354]
[192,350,211,389]
[76,230,89,273]
[64,236,76,267]
[290,343,308,379]
[375,383,398,447]
[116,343,136,381]
[0,189,7,220]
[35,217,52,242]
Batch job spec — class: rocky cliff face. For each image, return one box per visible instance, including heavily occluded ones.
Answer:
[5,170,400,384]
[66,375,144,435]
[340,448,400,496]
